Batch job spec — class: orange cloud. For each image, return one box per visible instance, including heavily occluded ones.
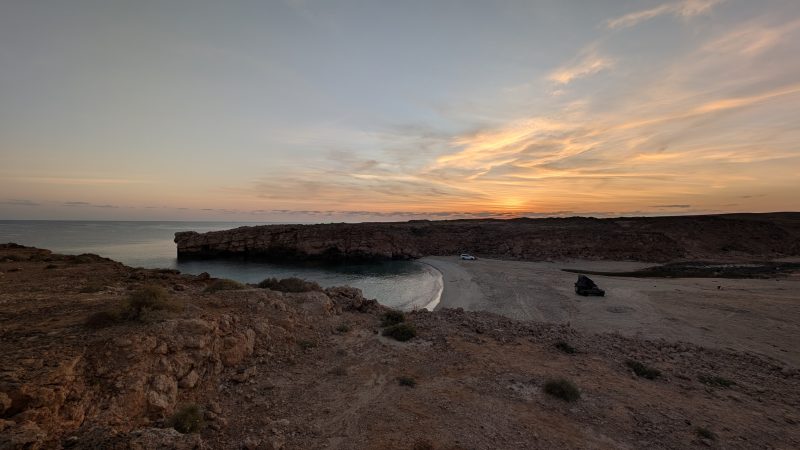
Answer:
[548,49,614,85]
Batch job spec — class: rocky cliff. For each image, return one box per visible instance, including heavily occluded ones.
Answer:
[175,213,800,262]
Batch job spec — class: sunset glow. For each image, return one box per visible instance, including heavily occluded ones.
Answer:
[1,0,798,221]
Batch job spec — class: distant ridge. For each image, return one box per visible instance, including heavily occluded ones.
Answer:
[175,212,800,263]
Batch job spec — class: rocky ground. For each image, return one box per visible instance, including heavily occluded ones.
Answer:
[2,244,799,449]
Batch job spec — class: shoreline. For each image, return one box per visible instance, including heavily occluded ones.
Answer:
[416,261,443,311]
[418,256,484,312]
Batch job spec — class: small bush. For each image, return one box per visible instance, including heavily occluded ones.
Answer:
[555,341,576,354]
[169,404,204,434]
[398,376,417,387]
[698,374,734,388]
[204,279,245,293]
[382,323,416,342]
[543,378,581,402]
[335,323,351,333]
[45,264,58,270]
[125,285,177,319]
[380,310,405,327]
[73,254,98,264]
[298,340,317,350]
[85,310,121,328]
[80,283,105,293]
[84,285,176,327]
[626,360,661,380]
[695,427,715,440]
[3,254,25,262]
[257,277,321,293]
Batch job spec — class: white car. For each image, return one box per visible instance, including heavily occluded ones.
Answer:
[460,253,477,260]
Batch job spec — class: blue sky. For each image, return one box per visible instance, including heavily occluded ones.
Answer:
[1,0,798,221]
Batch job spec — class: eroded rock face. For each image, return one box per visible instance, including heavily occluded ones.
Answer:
[174,224,423,261]
[325,286,378,312]
[0,287,293,448]
[174,213,800,263]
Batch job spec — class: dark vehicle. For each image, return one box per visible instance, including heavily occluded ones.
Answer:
[575,275,605,296]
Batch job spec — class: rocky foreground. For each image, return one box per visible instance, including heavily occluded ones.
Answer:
[174,213,800,263]
[1,244,799,449]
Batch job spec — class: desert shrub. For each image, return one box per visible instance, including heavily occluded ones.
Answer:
[543,378,581,402]
[380,310,405,327]
[698,374,734,388]
[85,310,121,328]
[85,285,178,326]
[298,340,317,350]
[73,254,98,264]
[382,323,416,342]
[257,277,321,293]
[204,278,245,293]
[335,323,351,333]
[80,283,105,293]
[554,340,576,354]
[3,254,25,262]
[45,264,58,269]
[168,404,204,434]
[398,376,417,387]
[124,285,176,318]
[695,427,715,440]
[626,360,661,380]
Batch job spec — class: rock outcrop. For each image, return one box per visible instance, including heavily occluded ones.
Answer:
[175,213,800,263]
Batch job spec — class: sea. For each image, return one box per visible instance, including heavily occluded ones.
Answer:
[0,220,442,311]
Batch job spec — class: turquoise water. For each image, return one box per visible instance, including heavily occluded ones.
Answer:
[0,220,441,310]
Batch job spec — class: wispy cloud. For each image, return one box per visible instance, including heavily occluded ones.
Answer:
[548,48,614,85]
[703,19,800,56]
[0,199,40,207]
[63,201,117,208]
[607,0,724,30]
[11,177,149,186]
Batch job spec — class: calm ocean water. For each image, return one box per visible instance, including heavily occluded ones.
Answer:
[0,220,441,311]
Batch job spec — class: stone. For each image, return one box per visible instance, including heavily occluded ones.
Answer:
[231,366,257,383]
[267,434,286,449]
[0,392,11,415]
[243,436,261,449]
[220,329,256,367]
[147,375,178,414]
[209,400,222,415]
[179,370,200,389]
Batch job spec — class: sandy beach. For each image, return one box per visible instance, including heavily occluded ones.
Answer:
[421,256,800,366]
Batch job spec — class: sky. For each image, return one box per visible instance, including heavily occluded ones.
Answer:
[1,0,798,221]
